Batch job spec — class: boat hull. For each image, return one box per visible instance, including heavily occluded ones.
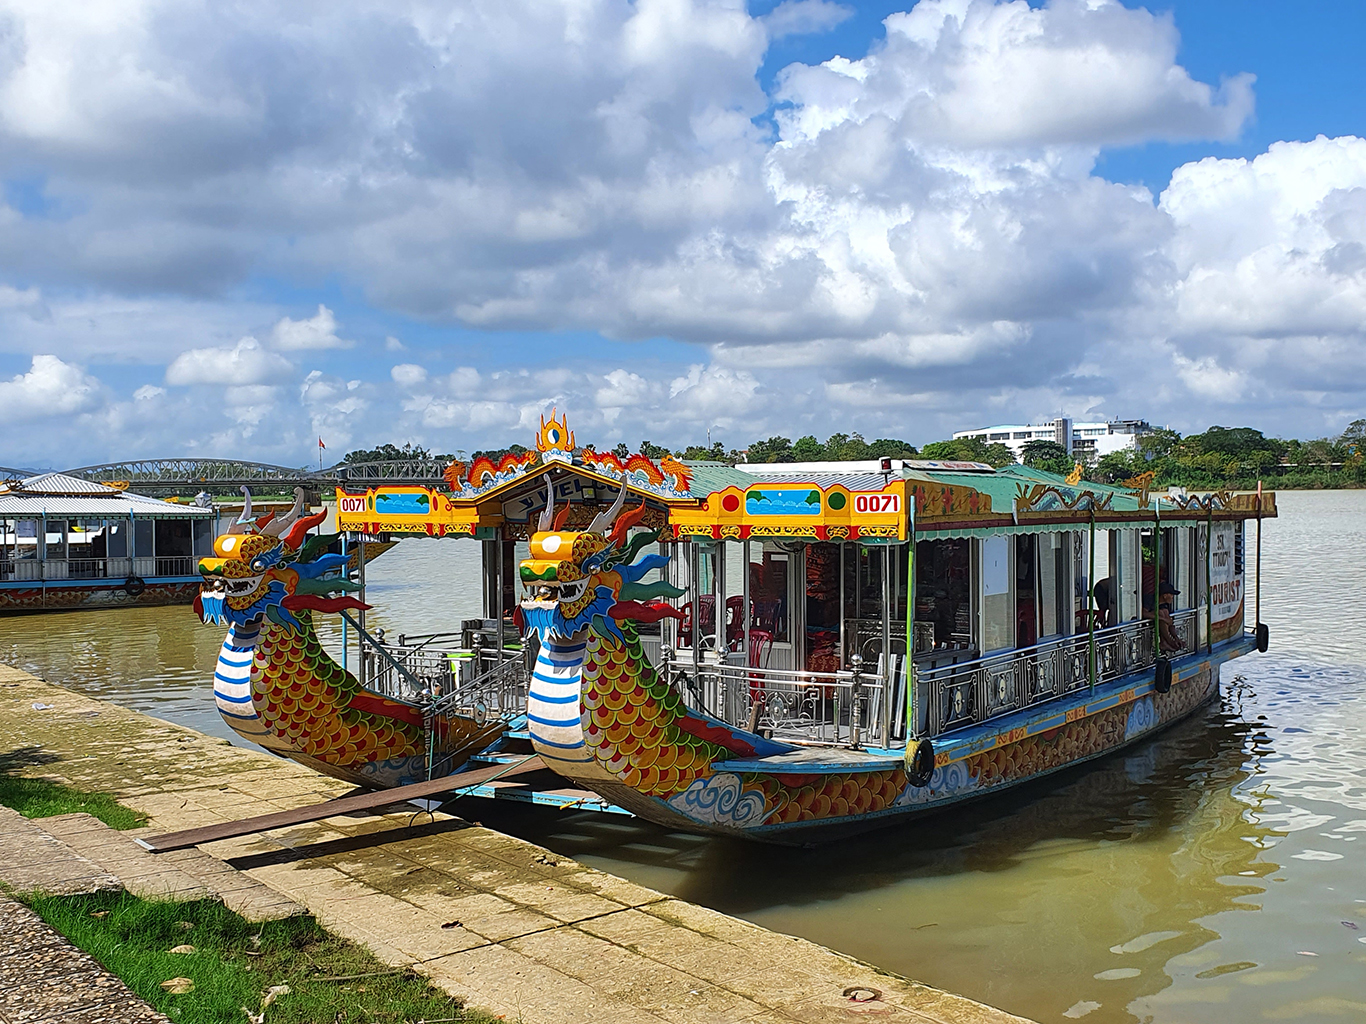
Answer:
[532,633,1256,843]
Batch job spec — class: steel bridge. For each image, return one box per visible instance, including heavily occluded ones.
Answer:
[57,458,448,497]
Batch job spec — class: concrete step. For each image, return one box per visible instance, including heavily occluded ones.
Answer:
[39,813,304,922]
[0,806,120,896]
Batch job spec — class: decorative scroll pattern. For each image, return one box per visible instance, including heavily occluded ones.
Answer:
[1014,483,1115,514]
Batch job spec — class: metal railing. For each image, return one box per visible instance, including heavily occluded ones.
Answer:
[917,620,1157,738]
[0,557,200,582]
[660,653,892,749]
[356,629,531,727]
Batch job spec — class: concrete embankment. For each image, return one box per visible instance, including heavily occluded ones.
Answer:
[0,664,1034,1024]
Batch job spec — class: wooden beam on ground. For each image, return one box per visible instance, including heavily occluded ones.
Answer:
[135,755,545,853]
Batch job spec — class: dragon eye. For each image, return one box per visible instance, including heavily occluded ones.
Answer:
[250,558,267,572]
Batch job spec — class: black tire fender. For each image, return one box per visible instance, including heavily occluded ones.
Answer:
[906,738,935,787]
[123,576,146,597]
[1256,623,1269,653]
[1154,658,1173,694]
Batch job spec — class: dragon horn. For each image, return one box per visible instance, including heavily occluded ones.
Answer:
[261,487,305,538]
[589,482,628,535]
[228,486,255,534]
[537,474,555,532]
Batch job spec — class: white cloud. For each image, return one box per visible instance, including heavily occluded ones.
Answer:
[384,335,406,351]
[391,363,428,387]
[762,1,853,40]
[0,354,101,423]
[165,336,293,386]
[132,384,165,400]
[271,305,349,351]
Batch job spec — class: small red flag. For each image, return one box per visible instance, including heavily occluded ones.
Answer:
[318,437,326,449]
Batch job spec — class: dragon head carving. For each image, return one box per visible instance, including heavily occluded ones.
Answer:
[519,475,684,641]
[195,487,366,632]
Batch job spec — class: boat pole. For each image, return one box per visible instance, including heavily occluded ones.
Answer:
[357,536,367,685]
[905,500,917,742]
[341,534,349,673]
[1088,510,1096,694]
[1255,480,1263,633]
[1154,497,1161,665]
[881,544,892,746]
[1205,503,1213,655]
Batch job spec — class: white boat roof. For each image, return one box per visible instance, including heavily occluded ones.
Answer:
[0,472,216,519]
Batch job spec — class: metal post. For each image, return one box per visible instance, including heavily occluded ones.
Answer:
[742,539,751,667]
[496,535,505,662]
[881,544,891,747]
[690,541,699,679]
[1205,505,1213,654]
[1255,480,1263,632]
[714,540,725,656]
[1154,498,1161,666]
[838,541,846,666]
[1088,512,1096,694]
[357,537,367,685]
[341,534,349,673]
[905,508,918,741]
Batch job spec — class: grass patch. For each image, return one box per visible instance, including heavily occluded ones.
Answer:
[24,890,499,1023]
[0,773,147,829]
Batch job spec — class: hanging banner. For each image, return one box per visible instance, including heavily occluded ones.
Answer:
[1210,522,1244,635]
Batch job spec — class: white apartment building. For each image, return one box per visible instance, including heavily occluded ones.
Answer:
[952,418,1152,461]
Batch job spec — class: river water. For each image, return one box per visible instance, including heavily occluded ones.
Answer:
[2,489,1363,1023]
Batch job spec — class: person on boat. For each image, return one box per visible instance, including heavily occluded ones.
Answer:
[1144,583,1183,655]
[1092,577,1113,628]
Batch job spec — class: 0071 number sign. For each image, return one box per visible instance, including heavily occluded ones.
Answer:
[852,493,900,515]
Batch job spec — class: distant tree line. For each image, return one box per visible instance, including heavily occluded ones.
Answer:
[343,418,1366,489]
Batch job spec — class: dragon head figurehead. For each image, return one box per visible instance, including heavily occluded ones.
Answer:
[519,475,685,642]
[195,487,366,632]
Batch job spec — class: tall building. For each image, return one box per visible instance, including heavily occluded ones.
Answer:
[952,418,1151,462]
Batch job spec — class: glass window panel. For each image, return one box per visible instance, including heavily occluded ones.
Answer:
[134,519,154,558]
[982,535,1013,652]
[107,521,128,558]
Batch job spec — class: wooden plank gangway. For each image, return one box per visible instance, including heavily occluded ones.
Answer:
[136,755,545,853]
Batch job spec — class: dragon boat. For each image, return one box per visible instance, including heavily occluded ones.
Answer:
[195,488,501,787]
[203,413,1276,842]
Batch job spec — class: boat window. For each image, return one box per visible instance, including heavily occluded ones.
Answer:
[45,519,67,560]
[913,538,972,652]
[805,543,840,671]
[154,519,194,559]
[1112,530,1140,622]
[133,519,154,559]
[752,545,789,645]
[192,518,213,557]
[982,534,1014,653]
[1037,532,1070,638]
[1016,533,1037,647]
[13,520,37,559]
[107,521,128,559]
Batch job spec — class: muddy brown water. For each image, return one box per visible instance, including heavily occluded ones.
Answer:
[2,489,1363,1023]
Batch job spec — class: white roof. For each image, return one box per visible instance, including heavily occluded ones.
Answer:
[0,473,216,519]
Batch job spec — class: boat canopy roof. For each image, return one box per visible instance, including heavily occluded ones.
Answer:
[335,413,1276,542]
[0,473,217,520]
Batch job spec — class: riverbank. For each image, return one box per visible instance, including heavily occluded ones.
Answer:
[0,664,1031,1024]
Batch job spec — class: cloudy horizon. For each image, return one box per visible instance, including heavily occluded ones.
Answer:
[2,0,1365,469]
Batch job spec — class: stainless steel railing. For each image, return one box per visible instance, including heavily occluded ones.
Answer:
[918,620,1157,738]
[660,654,892,749]
[357,629,531,727]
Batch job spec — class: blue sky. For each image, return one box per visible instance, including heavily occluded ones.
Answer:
[1,0,1364,467]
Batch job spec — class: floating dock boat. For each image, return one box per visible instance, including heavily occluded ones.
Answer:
[201,414,1275,841]
[0,472,220,613]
